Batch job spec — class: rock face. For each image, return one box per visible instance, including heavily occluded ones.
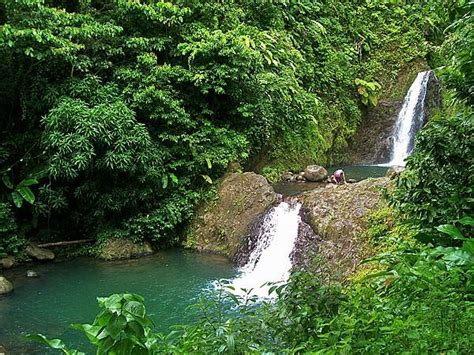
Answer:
[98,239,154,260]
[186,172,277,260]
[300,177,391,281]
[0,276,13,295]
[25,244,55,260]
[304,165,328,182]
[0,256,15,269]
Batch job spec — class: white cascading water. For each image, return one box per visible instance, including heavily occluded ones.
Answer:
[388,70,431,166]
[230,201,301,298]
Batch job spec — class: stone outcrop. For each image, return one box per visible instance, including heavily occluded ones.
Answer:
[25,244,55,260]
[0,256,15,269]
[186,172,277,260]
[304,165,328,182]
[0,276,13,295]
[299,177,391,281]
[98,239,154,260]
[348,99,402,164]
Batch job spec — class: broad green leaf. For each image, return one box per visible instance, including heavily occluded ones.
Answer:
[124,300,146,318]
[2,175,13,189]
[442,249,474,266]
[26,334,84,354]
[106,315,127,338]
[205,157,212,169]
[458,216,474,226]
[19,178,38,187]
[26,334,67,349]
[11,191,23,208]
[462,240,474,255]
[18,186,35,204]
[436,224,465,240]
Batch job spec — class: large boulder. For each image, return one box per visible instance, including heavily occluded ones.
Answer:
[98,239,154,260]
[0,276,13,295]
[304,165,328,182]
[0,255,15,269]
[300,177,391,281]
[186,172,277,260]
[25,244,55,260]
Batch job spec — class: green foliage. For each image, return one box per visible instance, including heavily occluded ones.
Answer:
[437,1,473,104]
[389,110,473,244]
[355,78,382,107]
[0,0,463,246]
[0,202,25,255]
[30,293,155,354]
[260,166,281,183]
[2,175,38,208]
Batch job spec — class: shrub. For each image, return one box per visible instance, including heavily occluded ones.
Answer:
[389,110,473,244]
[0,202,25,255]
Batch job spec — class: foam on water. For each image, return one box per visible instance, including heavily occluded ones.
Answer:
[229,201,301,298]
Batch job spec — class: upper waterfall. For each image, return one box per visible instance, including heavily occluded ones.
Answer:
[229,201,301,298]
[387,70,432,166]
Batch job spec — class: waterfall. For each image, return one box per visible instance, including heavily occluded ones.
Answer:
[229,201,301,298]
[388,70,431,166]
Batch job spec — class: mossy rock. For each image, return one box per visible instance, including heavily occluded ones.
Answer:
[0,276,13,295]
[185,172,277,260]
[98,238,154,261]
[300,177,392,281]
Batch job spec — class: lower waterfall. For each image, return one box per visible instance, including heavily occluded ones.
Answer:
[230,201,301,298]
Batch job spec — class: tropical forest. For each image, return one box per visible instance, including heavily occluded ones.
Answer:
[0,0,472,353]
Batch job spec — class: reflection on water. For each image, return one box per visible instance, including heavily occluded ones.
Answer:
[0,250,235,354]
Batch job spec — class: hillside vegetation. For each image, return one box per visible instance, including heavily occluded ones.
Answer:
[0,0,458,251]
[12,0,474,353]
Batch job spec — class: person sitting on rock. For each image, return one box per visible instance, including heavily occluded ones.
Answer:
[331,169,346,185]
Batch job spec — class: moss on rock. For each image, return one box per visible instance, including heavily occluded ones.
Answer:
[185,172,277,260]
[300,177,392,282]
[98,238,154,261]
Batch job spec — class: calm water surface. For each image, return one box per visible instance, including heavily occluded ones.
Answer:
[0,250,236,354]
